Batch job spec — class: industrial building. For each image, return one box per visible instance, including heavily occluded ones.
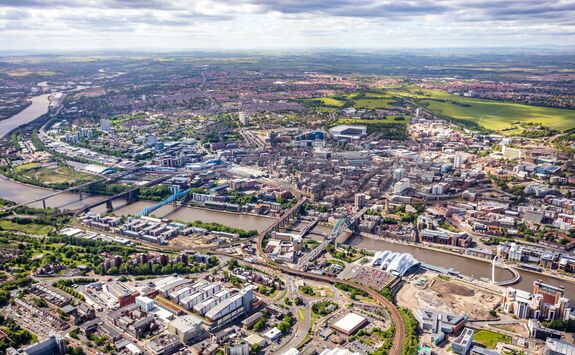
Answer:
[167,314,203,344]
[330,312,368,336]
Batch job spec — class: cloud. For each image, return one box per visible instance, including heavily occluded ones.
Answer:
[0,0,573,50]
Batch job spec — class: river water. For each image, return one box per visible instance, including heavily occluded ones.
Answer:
[1,92,574,295]
[0,94,52,138]
[345,235,575,295]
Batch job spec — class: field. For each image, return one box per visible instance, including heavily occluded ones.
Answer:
[473,329,511,349]
[306,86,575,135]
[0,220,54,235]
[29,164,95,185]
[387,87,575,133]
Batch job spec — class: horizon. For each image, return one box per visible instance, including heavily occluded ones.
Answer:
[1,0,574,51]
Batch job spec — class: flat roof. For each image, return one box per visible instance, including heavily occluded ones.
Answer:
[331,313,367,334]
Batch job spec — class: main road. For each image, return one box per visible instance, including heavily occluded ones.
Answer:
[254,202,406,355]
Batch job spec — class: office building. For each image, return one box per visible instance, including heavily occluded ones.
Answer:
[452,328,474,355]
[354,193,366,210]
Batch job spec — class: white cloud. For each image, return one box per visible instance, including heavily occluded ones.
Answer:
[0,0,573,51]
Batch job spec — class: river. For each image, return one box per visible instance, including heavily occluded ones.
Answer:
[0,94,52,138]
[1,92,573,295]
[345,234,575,296]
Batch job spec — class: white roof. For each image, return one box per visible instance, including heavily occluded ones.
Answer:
[332,313,367,333]
[319,348,361,355]
[264,327,282,339]
[169,314,203,332]
[283,348,300,355]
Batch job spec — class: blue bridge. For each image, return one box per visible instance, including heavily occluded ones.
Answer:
[136,187,190,217]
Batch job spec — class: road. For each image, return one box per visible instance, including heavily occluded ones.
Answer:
[253,207,406,355]
[274,276,312,353]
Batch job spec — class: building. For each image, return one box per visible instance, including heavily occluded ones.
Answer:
[393,178,411,195]
[354,193,366,210]
[6,335,66,355]
[168,315,203,344]
[264,327,282,341]
[330,312,368,336]
[502,145,522,160]
[393,168,405,181]
[453,155,462,169]
[100,118,111,132]
[146,334,182,355]
[204,286,254,331]
[239,112,249,126]
[533,280,570,320]
[544,338,575,355]
[328,125,367,140]
[319,348,361,355]
[416,308,467,335]
[503,288,534,319]
[136,296,156,312]
[452,328,474,355]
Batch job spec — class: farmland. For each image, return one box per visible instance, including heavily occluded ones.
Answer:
[387,87,575,133]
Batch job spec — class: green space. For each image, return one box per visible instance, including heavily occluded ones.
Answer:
[399,307,419,355]
[306,86,575,135]
[1,162,96,190]
[303,97,346,108]
[473,329,511,349]
[299,285,316,296]
[351,326,395,354]
[0,220,54,235]
[311,300,338,316]
[0,316,37,352]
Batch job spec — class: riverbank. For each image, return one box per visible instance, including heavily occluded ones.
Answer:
[357,232,575,286]
[349,233,575,295]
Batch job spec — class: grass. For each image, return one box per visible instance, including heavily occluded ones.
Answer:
[14,162,41,172]
[30,165,95,185]
[353,98,396,109]
[473,330,511,349]
[0,220,54,235]
[390,87,575,133]
[303,97,346,107]
[309,86,575,134]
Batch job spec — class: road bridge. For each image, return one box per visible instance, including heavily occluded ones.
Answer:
[254,208,405,355]
[0,168,142,212]
[72,174,174,215]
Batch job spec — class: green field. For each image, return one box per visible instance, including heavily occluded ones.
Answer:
[473,330,511,349]
[0,220,54,235]
[303,97,346,107]
[306,86,575,135]
[388,87,575,133]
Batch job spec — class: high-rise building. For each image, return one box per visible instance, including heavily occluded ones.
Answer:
[453,154,462,169]
[100,118,111,132]
[393,168,405,181]
[239,112,249,126]
[354,193,366,210]
[393,178,410,195]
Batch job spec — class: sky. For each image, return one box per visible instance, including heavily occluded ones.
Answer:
[0,0,574,51]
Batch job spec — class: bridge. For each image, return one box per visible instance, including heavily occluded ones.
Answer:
[73,174,174,215]
[297,206,368,270]
[0,168,142,212]
[253,205,405,355]
[136,187,191,217]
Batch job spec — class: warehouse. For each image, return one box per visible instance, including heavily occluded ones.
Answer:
[330,312,368,336]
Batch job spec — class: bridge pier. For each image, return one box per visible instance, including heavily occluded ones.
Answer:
[106,199,113,213]
[42,199,46,209]
[79,190,83,200]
